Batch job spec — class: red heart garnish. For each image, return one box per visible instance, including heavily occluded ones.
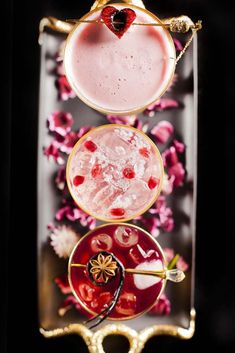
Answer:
[101,6,136,39]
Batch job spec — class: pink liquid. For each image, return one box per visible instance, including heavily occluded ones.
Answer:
[67,125,163,221]
[69,224,165,319]
[64,5,175,113]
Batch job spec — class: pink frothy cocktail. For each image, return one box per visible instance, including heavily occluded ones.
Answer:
[66,124,163,222]
[69,223,166,320]
[64,4,175,114]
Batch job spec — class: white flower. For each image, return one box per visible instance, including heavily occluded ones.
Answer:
[50,225,80,258]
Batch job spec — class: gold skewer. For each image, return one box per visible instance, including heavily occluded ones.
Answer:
[71,263,166,279]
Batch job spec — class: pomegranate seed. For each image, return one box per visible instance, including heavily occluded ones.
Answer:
[123,167,135,179]
[148,176,160,190]
[84,140,97,152]
[139,147,150,158]
[79,283,94,302]
[110,208,125,217]
[91,164,102,178]
[99,292,112,307]
[73,175,85,186]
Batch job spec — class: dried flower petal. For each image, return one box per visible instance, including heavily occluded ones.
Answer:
[140,217,160,238]
[169,162,185,187]
[58,295,91,317]
[161,174,175,195]
[55,166,66,191]
[50,225,80,258]
[177,256,189,272]
[55,274,71,294]
[56,75,76,101]
[48,111,74,136]
[106,114,137,126]
[173,38,183,51]
[173,139,185,153]
[43,143,64,165]
[148,195,174,234]
[163,247,175,264]
[149,294,171,315]
[144,98,179,117]
[59,131,79,154]
[151,120,174,144]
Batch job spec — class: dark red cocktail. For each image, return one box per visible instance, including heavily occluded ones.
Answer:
[69,223,166,320]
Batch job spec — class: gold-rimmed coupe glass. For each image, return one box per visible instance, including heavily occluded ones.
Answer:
[66,124,164,222]
[63,3,176,115]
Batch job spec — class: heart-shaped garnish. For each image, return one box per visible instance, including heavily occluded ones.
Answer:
[101,6,136,39]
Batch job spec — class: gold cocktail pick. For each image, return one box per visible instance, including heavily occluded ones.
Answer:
[70,263,185,282]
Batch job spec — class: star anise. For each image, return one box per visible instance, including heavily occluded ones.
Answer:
[89,253,118,284]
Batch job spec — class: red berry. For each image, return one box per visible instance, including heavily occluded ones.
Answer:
[148,176,160,190]
[123,167,135,179]
[91,164,102,178]
[110,208,125,217]
[84,140,97,152]
[73,175,85,186]
[139,147,150,158]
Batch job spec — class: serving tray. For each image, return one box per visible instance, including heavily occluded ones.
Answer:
[37,5,198,352]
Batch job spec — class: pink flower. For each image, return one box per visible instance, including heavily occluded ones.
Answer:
[163,247,175,264]
[56,75,76,101]
[149,294,171,315]
[56,199,96,229]
[140,217,160,238]
[55,274,71,294]
[148,196,174,233]
[177,256,189,272]
[169,162,185,187]
[151,120,174,144]
[43,143,64,165]
[59,131,80,154]
[50,225,80,258]
[161,174,175,195]
[173,139,185,153]
[162,146,179,167]
[55,166,66,191]
[48,111,74,136]
[58,295,90,317]
[173,38,183,51]
[59,127,93,154]
[144,98,179,117]
[106,115,137,126]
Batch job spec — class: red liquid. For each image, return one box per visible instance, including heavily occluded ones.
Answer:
[69,224,165,320]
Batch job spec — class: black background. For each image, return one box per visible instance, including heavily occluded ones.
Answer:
[2,0,235,352]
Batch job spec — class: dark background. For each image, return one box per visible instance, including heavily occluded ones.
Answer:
[2,0,235,352]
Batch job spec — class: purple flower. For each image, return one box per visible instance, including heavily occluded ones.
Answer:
[144,98,179,117]
[48,111,74,137]
[148,196,175,233]
[149,294,171,315]
[151,120,174,144]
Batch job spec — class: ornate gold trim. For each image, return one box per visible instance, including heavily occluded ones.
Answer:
[40,309,196,352]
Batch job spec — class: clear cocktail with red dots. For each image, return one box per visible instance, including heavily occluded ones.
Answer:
[66,124,163,222]
[69,223,166,320]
